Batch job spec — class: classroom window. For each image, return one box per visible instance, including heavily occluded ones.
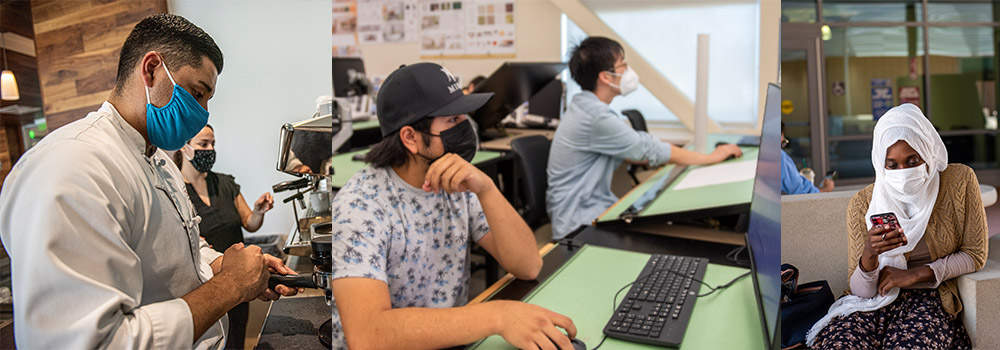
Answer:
[560,1,761,126]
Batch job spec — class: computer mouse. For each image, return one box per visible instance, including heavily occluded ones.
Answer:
[551,337,586,350]
[716,142,737,161]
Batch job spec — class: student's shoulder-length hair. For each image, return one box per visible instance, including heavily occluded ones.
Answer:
[365,118,433,168]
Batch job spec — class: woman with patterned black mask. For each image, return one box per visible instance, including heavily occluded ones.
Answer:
[173,124,275,349]
[807,103,988,349]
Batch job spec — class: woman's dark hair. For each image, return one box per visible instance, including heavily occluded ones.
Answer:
[365,118,434,168]
[114,14,223,93]
[568,36,624,92]
[468,76,486,90]
[172,124,214,169]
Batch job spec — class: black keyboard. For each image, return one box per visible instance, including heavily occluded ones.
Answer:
[603,254,709,347]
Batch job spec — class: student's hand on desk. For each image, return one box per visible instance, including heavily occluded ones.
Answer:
[423,153,493,195]
[258,253,302,301]
[492,300,577,350]
[711,144,743,162]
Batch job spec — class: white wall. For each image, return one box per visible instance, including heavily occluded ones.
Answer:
[359,0,562,86]
[168,0,333,237]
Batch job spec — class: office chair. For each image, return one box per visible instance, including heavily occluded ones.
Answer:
[622,109,648,132]
[510,135,552,229]
[622,109,649,185]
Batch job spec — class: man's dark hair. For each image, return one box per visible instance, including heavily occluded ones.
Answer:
[114,14,223,92]
[780,121,785,134]
[568,36,624,92]
[365,118,434,168]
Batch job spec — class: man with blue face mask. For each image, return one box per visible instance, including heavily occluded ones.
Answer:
[0,14,297,349]
[546,36,745,240]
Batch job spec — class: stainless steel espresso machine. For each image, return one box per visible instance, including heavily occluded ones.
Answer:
[274,96,352,256]
[265,96,354,348]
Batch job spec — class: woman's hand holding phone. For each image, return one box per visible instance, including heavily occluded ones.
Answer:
[861,214,908,272]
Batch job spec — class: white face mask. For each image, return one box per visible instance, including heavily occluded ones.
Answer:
[883,164,929,194]
[609,66,639,96]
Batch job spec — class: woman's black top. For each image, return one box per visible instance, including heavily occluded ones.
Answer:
[186,172,244,253]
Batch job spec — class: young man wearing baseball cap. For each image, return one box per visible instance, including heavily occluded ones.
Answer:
[328,62,577,350]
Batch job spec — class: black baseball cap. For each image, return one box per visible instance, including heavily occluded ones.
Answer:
[376,62,494,137]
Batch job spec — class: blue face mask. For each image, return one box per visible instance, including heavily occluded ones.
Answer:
[145,60,209,151]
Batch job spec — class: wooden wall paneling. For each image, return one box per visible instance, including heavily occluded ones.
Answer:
[31,0,167,131]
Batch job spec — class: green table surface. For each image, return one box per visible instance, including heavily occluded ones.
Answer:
[352,119,379,131]
[329,149,504,188]
[469,245,764,350]
[598,135,759,222]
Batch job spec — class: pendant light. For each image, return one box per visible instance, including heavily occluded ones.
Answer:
[1,32,20,101]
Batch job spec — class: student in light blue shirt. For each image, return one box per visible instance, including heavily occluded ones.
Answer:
[546,37,743,240]
[781,121,834,194]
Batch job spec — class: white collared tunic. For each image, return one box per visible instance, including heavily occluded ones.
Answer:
[0,102,226,349]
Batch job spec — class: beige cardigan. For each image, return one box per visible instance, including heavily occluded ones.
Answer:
[846,163,989,316]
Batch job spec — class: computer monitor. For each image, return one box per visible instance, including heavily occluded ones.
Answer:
[527,77,563,120]
[332,57,367,97]
[470,62,567,133]
[746,83,781,350]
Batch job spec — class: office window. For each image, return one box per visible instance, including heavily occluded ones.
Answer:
[822,1,922,23]
[782,0,817,23]
[824,26,925,136]
[927,26,999,168]
[926,2,994,23]
[561,1,760,125]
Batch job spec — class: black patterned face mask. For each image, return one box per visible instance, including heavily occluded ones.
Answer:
[184,145,216,173]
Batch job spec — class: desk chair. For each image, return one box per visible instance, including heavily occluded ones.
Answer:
[510,135,552,229]
[472,136,552,286]
[622,109,650,185]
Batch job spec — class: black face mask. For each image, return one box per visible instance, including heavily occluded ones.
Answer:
[185,146,216,173]
[417,119,478,163]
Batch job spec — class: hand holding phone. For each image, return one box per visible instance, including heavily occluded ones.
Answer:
[862,212,908,271]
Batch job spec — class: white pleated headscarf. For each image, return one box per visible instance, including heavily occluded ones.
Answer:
[806,103,948,345]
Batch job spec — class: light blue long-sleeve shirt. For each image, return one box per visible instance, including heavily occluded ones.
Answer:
[546,91,672,239]
[780,149,819,194]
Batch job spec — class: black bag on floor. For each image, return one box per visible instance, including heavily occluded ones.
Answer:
[780,263,834,349]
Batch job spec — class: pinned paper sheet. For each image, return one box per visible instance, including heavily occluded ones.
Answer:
[671,159,758,191]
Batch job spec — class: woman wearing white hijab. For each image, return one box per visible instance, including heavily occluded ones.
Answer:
[808,104,988,349]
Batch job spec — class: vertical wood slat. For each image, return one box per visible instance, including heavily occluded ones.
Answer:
[31,0,167,131]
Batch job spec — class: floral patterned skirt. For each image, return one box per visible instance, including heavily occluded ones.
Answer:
[811,289,971,350]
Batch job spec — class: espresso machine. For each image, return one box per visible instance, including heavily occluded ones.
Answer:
[273,97,352,256]
[265,96,353,348]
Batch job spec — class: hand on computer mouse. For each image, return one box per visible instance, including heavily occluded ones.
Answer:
[547,335,586,350]
[493,300,577,350]
[712,143,742,162]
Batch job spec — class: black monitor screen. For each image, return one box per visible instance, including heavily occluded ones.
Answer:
[527,77,563,120]
[470,62,567,132]
[746,83,781,349]
[332,57,366,97]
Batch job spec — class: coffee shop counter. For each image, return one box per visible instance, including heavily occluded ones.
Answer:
[247,254,331,349]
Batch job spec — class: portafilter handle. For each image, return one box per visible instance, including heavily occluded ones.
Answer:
[268,274,318,290]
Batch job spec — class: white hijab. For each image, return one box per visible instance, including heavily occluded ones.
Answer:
[806,103,948,345]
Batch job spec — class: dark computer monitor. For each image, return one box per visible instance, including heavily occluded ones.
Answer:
[746,83,781,350]
[527,77,564,120]
[469,62,567,133]
[332,57,367,97]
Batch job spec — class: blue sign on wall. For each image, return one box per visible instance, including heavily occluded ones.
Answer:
[871,78,893,120]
